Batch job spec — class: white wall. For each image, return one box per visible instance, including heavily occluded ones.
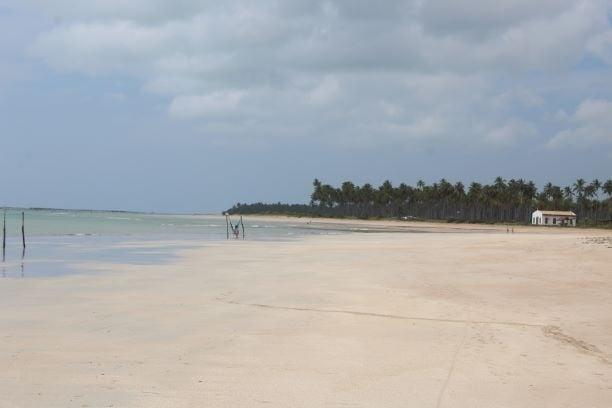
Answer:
[531,212,575,226]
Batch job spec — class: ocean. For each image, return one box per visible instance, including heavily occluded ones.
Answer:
[0,209,339,278]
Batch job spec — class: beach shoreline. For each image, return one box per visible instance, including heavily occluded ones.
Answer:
[235,213,612,235]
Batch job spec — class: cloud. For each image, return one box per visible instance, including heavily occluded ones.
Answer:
[31,20,170,74]
[493,88,545,110]
[6,0,612,149]
[419,0,577,36]
[588,29,612,64]
[483,120,537,146]
[168,90,246,119]
[548,99,612,148]
[3,0,216,22]
[307,76,340,106]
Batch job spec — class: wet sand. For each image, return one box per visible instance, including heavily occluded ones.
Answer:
[1,223,611,407]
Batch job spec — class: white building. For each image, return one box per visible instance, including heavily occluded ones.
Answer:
[532,210,576,226]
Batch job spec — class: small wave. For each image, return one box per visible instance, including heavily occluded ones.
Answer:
[106,216,141,221]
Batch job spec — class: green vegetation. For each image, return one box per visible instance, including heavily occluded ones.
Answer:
[227,177,612,226]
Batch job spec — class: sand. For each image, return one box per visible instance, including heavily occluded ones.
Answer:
[1,222,611,407]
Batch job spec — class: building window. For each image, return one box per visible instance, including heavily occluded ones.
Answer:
[545,218,548,225]
[553,218,556,225]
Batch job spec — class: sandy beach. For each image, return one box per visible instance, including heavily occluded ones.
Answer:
[1,221,611,407]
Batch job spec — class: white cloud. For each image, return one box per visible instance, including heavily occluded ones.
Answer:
[493,88,545,111]
[168,91,246,119]
[419,0,577,36]
[483,120,537,146]
[588,29,612,64]
[307,76,340,105]
[6,0,612,149]
[3,0,216,22]
[30,20,170,74]
[425,0,608,71]
[548,99,612,148]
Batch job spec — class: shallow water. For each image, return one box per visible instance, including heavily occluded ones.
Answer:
[0,210,326,238]
[0,210,342,278]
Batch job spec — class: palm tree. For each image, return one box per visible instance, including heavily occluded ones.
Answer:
[395,183,411,217]
[340,181,356,206]
[581,183,597,225]
[604,180,612,223]
[524,181,537,204]
[550,186,564,208]
[396,183,411,203]
[543,182,554,200]
[360,183,375,215]
[466,182,483,219]
[573,178,586,202]
[454,182,465,200]
[311,179,323,206]
[590,179,602,200]
[572,178,587,223]
[494,177,507,194]
[584,184,597,201]
[604,179,612,199]
[319,183,336,208]
[377,180,394,210]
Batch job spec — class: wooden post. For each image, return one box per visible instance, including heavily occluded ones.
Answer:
[225,214,229,240]
[240,216,245,239]
[21,211,26,250]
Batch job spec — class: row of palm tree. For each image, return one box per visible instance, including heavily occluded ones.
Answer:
[228,178,612,225]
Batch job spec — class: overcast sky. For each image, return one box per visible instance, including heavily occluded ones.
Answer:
[1,1,611,212]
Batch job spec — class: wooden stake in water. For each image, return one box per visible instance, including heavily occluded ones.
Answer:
[240,216,245,239]
[21,211,26,250]
[225,214,229,240]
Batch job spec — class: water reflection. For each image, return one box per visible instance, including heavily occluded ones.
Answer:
[1,244,26,278]
[0,235,199,278]
[21,246,25,278]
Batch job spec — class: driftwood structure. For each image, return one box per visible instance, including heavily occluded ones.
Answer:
[225,214,245,239]
[1,210,26,262]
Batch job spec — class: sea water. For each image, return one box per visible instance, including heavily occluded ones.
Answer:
[0,209,339,278]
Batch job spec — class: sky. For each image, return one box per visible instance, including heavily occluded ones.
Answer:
[0,0,611,213]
